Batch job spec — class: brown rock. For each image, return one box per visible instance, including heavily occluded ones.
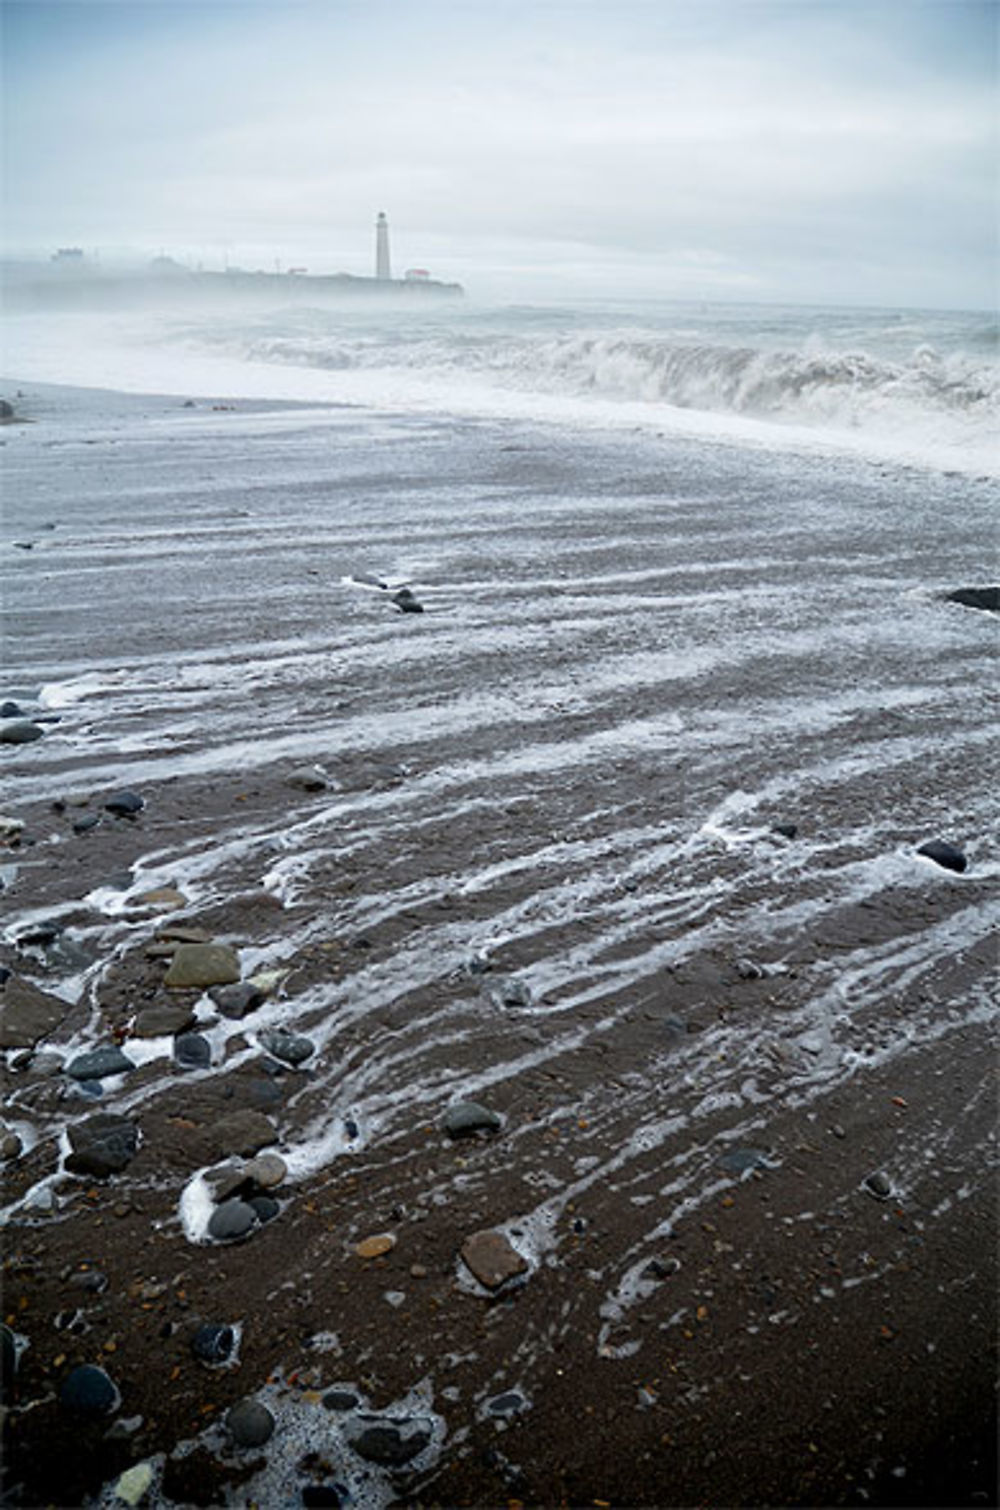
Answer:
[209,1110,276,1160]
[355,1233,396,1259]
[164,943,240,990]
[460,1229,528,1290]
[132,1003,197,1038]
[0,976,72,1048]
[134,887,187,911]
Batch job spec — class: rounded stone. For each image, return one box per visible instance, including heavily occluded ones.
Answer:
[104,791,145,817]
[1,1131,23,1161]
[65,1046,134,1081]
[916,838,967,874]
[226,1397,275,1448]
[64,1113,139,1178]
[173,1032,211,1070]
[259,1028,314,1067]
[864,1170,892,1200]
[355,1233,396,1259]
[191,1324,236,1364]
[207,1199,256,1242]
[249,1194,280,1224]
[243,1152,286,1189]
[59,1363,119,1416]
[0,721,45,745]
[348,1417,432,1466]
[443,1101,502,1138]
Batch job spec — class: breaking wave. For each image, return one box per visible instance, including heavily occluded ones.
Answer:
[237,324,998,449]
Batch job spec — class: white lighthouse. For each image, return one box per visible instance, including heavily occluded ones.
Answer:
[375,212,391,281]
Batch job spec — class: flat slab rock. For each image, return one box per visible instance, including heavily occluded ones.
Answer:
[0,976,72,1048]
[460,1229,529,1290]
[164,943,241,989]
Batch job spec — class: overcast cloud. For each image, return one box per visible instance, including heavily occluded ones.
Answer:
[2,0,995,306]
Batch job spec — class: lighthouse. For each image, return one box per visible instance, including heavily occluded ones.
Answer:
[375,212,391,281]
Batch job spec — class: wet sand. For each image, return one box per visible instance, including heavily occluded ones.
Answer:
[1,382,997,1508]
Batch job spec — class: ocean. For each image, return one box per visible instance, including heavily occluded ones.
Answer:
[4,293,998,474]
[1,293,997,1508]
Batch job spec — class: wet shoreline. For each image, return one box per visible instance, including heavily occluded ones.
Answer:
[1,382,996,1507]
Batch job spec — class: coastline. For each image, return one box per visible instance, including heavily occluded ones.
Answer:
[1,379,996,1508]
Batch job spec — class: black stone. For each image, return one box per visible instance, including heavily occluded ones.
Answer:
[0,701,23,718]
[65,1114,138,1177]
[66,1046,135,1081]
[916,839,967,874]
[226,1398,275,1447]
[191,1324,236,1364]
[174,1032,211,1069]
[59,1364,118,1416]
[392,588,424,614]
[249,1195,280,1224]
[349,1419,432,1467]
[322,1388,360,1412]
[104,791,145,818]
[73,813,101,834]
[487,1391,527,1416]
[864,1170,892,1200]
[302,1488,349,1508]
[945,586,1000,613]
[771,822,798,840]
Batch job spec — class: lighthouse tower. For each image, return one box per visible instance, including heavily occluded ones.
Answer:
[375,212,391,281]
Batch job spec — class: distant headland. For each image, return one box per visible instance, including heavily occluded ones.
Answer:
[1,214,464,309]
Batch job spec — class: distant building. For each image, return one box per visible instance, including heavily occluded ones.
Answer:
[52,247,84,261]
[375,212,391,280]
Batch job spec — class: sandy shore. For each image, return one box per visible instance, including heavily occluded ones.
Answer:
[1,381,996,1508]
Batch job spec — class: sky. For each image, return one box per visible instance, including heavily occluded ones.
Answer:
[1,0,996,308]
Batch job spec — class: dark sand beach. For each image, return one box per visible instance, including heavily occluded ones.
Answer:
[1,382,996,1508]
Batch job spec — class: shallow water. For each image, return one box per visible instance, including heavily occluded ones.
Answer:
[0,380,996,1506]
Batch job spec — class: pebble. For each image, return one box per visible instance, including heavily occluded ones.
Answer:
[259,1027,315,1066]
[356,1233,396,1259]
[164,942,241,989]
[226,1397,275,1448]
[112,1462,154,1506]
[1,1132,23,1160]
[191,1323,237,1365]
[443,1101,502,1137]
[0,701,24,718]
[249,1194,280,1224]
[207,1199,257,1241]
[286,767,328,792]
[65,1114,139,1178]
[392,588,424,614]
[104,791,145,818]
[65,1046,135,1080]
[0,721,45,744]
[133,1003,196,1038]
[916,838,967,874]
[59,1363,120,1416]
[347,1417,433,1466]
[134,886,187,910]
[460,1229,529,1290]
[487,1390,528,1416]
[492,979,532,1008]
[243,1152,287,1188]
[0,975,72,1049]
[72,813,101,834]
[209,980,263,1018]
[322,1388,360,1411]
[864,1170,893,1200]
[771,822,798,840]
[173,1032,212,1069]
